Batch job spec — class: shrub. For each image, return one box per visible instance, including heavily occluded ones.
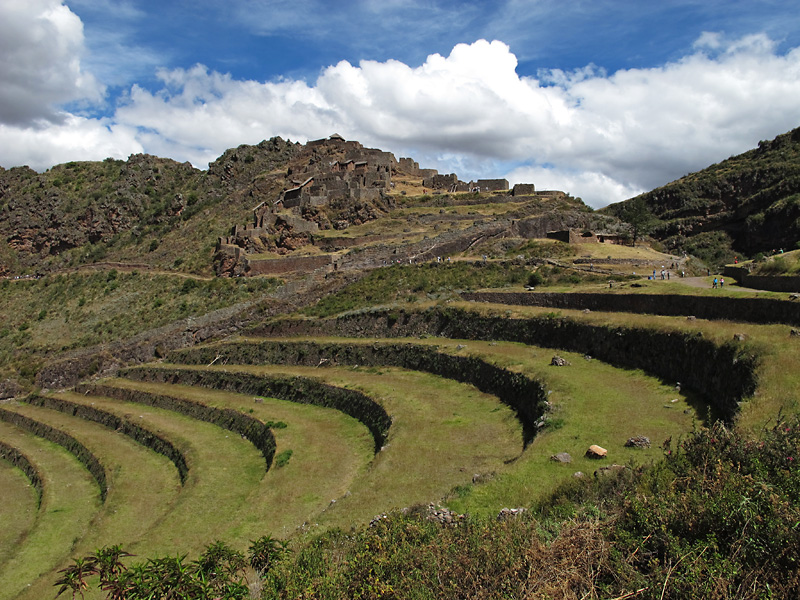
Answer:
[275,449,293,468]
[527,271,544,287]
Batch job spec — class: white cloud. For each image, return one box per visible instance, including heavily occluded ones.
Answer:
[0,115,141,170]
[3,21,800,208]
[0,0,103,125]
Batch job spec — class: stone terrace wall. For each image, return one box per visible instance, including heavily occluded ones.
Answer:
[461,292,800,326]
[246,254,333,275]
[724,266,800,292]
[169,341,548,446]
[256,307,760,420]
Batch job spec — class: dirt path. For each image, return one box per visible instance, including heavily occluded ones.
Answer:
[677,276,764,293]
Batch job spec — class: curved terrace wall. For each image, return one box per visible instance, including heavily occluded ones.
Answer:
[0,440,43,508]
[254,307,760,421]
[118,368,392,453]
[24,394,189,484]
[0,407,108,501]
[169,341,547,446]
[461,292,800,326]
[74,383,276,470]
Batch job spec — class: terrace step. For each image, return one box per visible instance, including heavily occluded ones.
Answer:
[83,377,374,537]
[0,421,99,600]
[0,444,39,566]
[42,390,268,557]
[124,362,522,529]
[3,401,181,553]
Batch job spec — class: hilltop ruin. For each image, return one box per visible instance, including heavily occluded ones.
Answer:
[214,134,570,277]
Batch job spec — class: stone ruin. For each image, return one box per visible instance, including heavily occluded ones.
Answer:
[421,174,511,194]
[214,134,561,277]
[546,228,627,245]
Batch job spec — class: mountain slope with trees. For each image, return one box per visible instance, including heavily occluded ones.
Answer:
[604,126,800,265]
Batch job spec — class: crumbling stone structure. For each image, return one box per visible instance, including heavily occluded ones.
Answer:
[512,183,536,196]
[476,179,509,192]
[546,228,625,244]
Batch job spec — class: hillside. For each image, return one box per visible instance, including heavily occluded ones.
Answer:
[603,126,800,265]
[3,135,800,599]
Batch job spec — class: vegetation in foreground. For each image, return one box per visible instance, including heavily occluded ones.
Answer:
[58,418,800,599]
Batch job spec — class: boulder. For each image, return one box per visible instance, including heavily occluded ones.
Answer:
[550,355,570,366]
[733,333,748,341]
[595,464,628,477]
[0,379,23,399]
[791,329,800,338]
[497,507,527,521]
[585,444,607,459]
[624,436,651,449]
[550,452,573,463]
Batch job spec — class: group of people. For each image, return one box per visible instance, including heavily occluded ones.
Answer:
[712,276,725,288]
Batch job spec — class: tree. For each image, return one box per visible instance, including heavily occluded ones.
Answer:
[619,197,655,246]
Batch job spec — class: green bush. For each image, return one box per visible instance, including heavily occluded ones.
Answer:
[527,271,544,287]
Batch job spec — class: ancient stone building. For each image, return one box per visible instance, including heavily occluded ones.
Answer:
[512,183,536,196]
[546,228,624,244]
[476,179,509,192]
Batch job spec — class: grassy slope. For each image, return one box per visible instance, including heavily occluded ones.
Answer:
[0,459,37,566]
[448,300,795,434]
[4,401,181,548]
[139,362,522,530]
[93,377,375,540]
[0,271,280,385]
[46,389,264,556]
[0,422,100,600]
[235,335,696,519]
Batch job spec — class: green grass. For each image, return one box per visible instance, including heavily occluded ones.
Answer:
[47,389,264,558]
[143,362,522,531]
[0,271,280,386]
[0,421,100,600]
[6,401,181,548]
[2,401,181,600]
[303,262,530,317]
[445,299,797,434]
[748,248,800,275]
[432,340,696,516]
[91,377,374,540]
[0,458,37,566]
[229,335,698,520]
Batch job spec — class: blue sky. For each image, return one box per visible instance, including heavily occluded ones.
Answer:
[2,0,800,207]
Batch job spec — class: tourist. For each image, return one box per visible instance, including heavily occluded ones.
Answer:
[713,277,718,288]
[720,277,725,287]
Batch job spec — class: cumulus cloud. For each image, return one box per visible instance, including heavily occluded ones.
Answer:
[0,115,141,170]
[3,17,800,208]
[0,0,103,125]
[101,36,800,206]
